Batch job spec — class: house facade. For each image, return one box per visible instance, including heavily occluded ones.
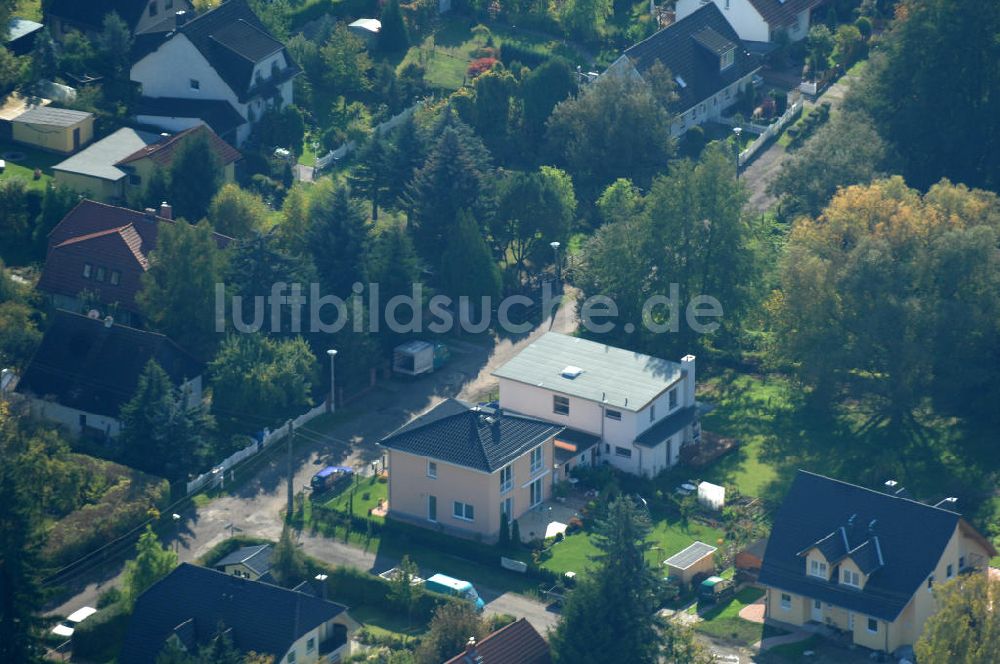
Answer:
[131,0,299,146]
[213,544,273,581]
[605,2,760,137]
[675,0,824,43]
[380,400,564,541]
[759,471,997,654]
[492,332,699,478]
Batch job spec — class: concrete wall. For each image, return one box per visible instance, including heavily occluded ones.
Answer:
[675,0,769,42]
[13,116,93,153]
[53,169,121,201]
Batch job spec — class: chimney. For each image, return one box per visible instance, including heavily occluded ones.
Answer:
[175,10,189,27]
[465,636,477,656]
[103,315,114,329]
[680,354,696,407]
[143,207,157,221]
[159,201,173,220]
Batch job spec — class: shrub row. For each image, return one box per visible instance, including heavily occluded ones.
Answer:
[72,601,131,662]
[308,562,456,623]
[500,42,550,69]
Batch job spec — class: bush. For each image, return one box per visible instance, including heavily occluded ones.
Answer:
[313,564,455,623]
[97,586,122,609]
[855,16,873,40]
[467,57,497,78]
[72,602,131,661]
[500,42,549,68]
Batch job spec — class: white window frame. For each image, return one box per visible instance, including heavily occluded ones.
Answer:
[809,559,828,579]
[306,638,315,654]
[720,48,735,71]
[780,593,791,610]
[605,409,622,421]
[427,461,437,479]
[453,501,474,521]
[427,495,437,522]
[946,564,953,578]
[501,496,512,518]
[287,650,296,664]
[553,395,570,415]
[614,446,632,459]
[530,478,543,507]
[500,464,513,493]
[529,446,543,474]
[867,618,878,634]
[842,569,860,588]
[669,388,678,410]
[927,575,934,592]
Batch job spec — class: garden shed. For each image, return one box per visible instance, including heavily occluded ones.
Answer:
[12,106,94,154]
[664,540,718,586]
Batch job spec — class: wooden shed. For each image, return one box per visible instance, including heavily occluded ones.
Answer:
[12,106,94,153]
[664,540,718,586]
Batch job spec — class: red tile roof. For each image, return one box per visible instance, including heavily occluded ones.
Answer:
[117,124,241,168]
[444,619,550,664]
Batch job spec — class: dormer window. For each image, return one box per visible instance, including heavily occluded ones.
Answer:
[149,1,158,18]
[720,48,735,71]
[809,559,828,578]
[842,569,861,588]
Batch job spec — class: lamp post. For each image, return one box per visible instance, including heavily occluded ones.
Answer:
[326,349,337,414]
[732,126,743,179]
[550,241,561,290]
[172,513,181,553]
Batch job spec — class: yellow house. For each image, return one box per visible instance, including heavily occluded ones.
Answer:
[212,543,273,581]
[379,399,566,541]
[12,106,94,153]
[759,471,997,655]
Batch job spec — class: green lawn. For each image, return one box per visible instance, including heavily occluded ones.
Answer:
[350,604,426,640]
[541,518,725,576]
[0,140,61,191]
[324,475,389,519]
[694,587,778,647]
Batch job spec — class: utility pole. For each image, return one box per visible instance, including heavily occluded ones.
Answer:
[286,419,294,523]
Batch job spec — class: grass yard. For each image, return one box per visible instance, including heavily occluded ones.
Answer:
[693,587,777,647]
[323,475,389,519]
[0,140,61,191]
[541,518,725,576]
[350,604,427,640]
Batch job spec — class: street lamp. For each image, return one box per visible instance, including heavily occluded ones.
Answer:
[172,513,181,553]
[550,241,561,290]
[326,349,337,414]
[732,126,743,179]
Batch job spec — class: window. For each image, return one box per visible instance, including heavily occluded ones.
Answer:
[530,478,543,507]
[427,495,437,521]
[809,559,827,578]
[720,48,735,71]
[669,388,678,410]
[149,1,158,17]
[501,497,512,518]
[427,461,437,478]
[287,651,296,664]
[530,447,543,474]
[306,638,315,654]
[95,266,106,282]
[82,263,93,278]
[605,409,622,421]
[614,446,632,459]
[927,575,934,592]
[780,593,791,610]
[271,61,280,79]
[604,443,610,454]
[553,395,569,415]
[78,414,87,429]
[189,79,200,90]
[110,270,121,286]
[650,405,656,422]
[842,569,860,588]
[946,564,953,578]
[453,501,474,521]
[959,556,965,569]
[867,618,878,633]
[725,0,730,7]
[166,0,173,8]
[500,465,512,492]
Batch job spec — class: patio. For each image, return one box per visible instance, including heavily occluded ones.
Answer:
[516,497,586,542]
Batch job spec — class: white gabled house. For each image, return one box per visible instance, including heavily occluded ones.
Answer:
[675,0,826,44]
[492,333,700,478]
[130,0,300,146]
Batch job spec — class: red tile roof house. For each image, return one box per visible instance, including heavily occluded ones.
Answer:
[37,199,230,327]
[444,618,551,664]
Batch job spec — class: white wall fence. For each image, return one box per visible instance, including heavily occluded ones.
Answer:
[185,401,329,496]
[314,100,426,172]
[719,100,803,168]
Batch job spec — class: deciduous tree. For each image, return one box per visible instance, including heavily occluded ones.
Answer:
[916,574,1000,664]
[208,184,270,238]
[414,603,488,664]
[123,525,177,607]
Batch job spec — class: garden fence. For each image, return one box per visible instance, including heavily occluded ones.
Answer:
[736,100,803,168]
[314,100,426,172]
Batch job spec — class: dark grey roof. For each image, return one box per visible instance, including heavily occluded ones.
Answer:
[7,18,43,42]
[635,405,696,448]
[553,428,601,464]
[209,19,283,61]
[665,541,717,569]
[379,400,564,473]
[616,2,760,112]
[120,563,348,664]
[746,0,825,28]
[213,544,273,576]
[16,310,202,419]
[13,106,92,127]
[492,332,684,411]
[135,96,246,139]
[759,471,966,622]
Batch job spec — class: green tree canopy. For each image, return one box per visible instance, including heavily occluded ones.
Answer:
[123,525,178,607]
[413,603,488,664]
[439,210,501,306]
[915,574,1000,664]
[208,184,270,238]
[271,525,307,587]
[169,132,223,222]
[520,58,577,143]
[377,0,409,52]
[308,181,370,297]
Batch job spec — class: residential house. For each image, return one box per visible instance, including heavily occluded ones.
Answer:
[213,543,274,582]
[444,618,551,664]
[11,106,94,153]
[14,309,203,438]
[52,124,239,202]
[131,0,300,146]
[379,399,565,541]
[676,0,825,44]
[492,332,700,477]
[759,471,997,654]
[37,199,231,326]
[605,2,761,137]
[120,563,355,664]
[45,0,194,41]
[134,96,247,146]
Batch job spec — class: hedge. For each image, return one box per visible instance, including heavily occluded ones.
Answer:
[499,42,550,69]
[308,562,457,623]
[72,602,131,662]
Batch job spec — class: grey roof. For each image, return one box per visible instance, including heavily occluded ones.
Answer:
[665,541,717,569]
[492,333,684,411]
[7,18,43,42]
[758,471,997,622]
[379,399,564,473]
[120,563,348,664]
[135,96,246,139]
[213,544,273,576]
[635,405,696,447]
[53,127,162,181]
[553,428,601,464]
[691,26,736,55]
[13,106,92,127]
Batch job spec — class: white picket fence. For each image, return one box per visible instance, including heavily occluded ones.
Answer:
[314,100,425,172]
[185,401,329,495]
[736,100,803,167]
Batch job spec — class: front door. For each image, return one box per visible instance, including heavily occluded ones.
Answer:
[428,495,437,522]
[811,599,823,622]
[73,127,80,150]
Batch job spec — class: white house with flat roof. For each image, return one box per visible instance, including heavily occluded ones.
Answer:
[492,333,699,478]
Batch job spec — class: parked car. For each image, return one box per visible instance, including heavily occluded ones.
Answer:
[310,465,353,493]
[698,576,734,604]
[50,606,97,638]
[424,573,485,612]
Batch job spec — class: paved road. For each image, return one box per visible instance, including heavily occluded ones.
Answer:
[46,290,578,637]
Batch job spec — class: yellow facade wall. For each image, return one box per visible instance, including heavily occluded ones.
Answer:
[53,169,121,201]
[13,116,94,153]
